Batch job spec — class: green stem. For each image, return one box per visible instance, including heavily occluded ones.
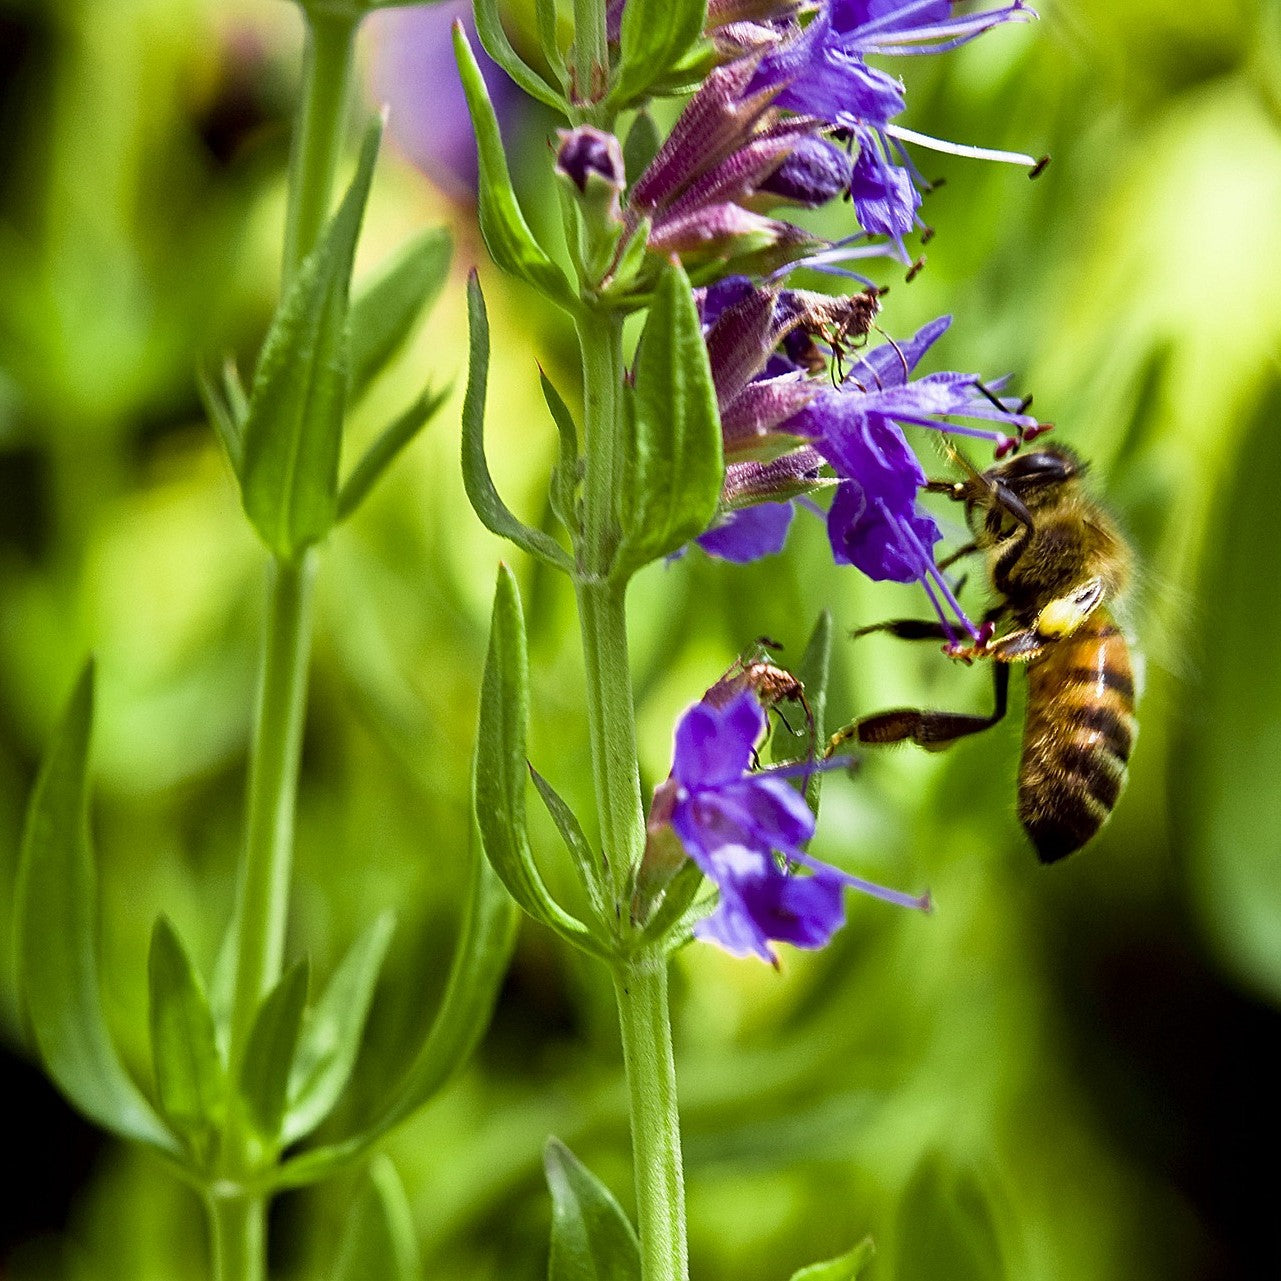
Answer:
[613,954,688,1281]
[282,9,359,286]
[208,1193,266,1281]
[573,311,644,911]
[225,553,318,1084]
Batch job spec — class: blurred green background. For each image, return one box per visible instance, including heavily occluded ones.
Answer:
[2,0,1280,1277]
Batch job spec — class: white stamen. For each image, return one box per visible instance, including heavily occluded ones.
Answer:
[886,124,1039,168]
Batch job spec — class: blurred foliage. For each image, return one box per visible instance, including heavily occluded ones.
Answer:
[1,0,1279,1278]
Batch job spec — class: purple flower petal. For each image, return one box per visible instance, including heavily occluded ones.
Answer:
[697,502,795,562]
[672,690,765,790]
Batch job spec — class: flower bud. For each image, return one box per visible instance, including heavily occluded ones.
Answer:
[757,135,853,207]
[556,126,626,221]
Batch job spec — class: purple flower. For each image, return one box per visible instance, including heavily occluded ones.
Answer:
[697,500,796,562]
[665,689,930,962]
[790,316,1044,637]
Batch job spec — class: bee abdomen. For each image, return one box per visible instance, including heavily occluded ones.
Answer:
[1019,622,1136,863]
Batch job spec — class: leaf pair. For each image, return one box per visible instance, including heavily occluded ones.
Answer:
[207,121,452,560]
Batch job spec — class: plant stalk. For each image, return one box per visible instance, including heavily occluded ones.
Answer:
[282,9,359,286]
[573,310,644,913]
[208,1193,266,1281]
[613,953,689,1281]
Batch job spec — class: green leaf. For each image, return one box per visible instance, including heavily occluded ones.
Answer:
[897,1153,1008,1281]
[534,0,566,81]
[615,261,723,580]
[14,664,178,1153]
[530,767,607,922]
[197,363,243,476]
[348,226,452,401]
[275,829,519,1188]
[453,25,574,305]
[473,0,565,110]
[611,0,707,109]
[240,118,381,559]
[622,111,661,185]
[475,567,609,955]
[788,1238,875,1281]
[148,917,225,1148]
[770,611,833,813]
[238,959,309,1142]
[545,1138,641,1281]
[284,913,394,1145]
[461,274,574,571]
[636,858,704,951]
[334,1158,421,1281]
[540,366,581,535]
[336,382,450,521]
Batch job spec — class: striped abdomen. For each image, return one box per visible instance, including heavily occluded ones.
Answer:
[1019,613,1136,863]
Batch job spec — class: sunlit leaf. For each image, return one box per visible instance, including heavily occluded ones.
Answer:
[474,566,607,955]
[333,1158,420,1281]
[788,1238,875,1281]
[897,1153,1008,1281]
[337,382,450,521]
[530,766,607,922]
[453,25,574,305]
[15,664,178,1154]
[545,1138,641,1281]
[615,260,723,580]
[461,274,573,571]
[284,912,395,1144]
[348,226,452,400]
[611,0,707,109]
[474,0,565,111]
[240,119,380,559]
[238,959,309,1142]
[148,917,225,1149]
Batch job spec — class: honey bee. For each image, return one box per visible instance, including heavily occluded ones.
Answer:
[829,444,1137,862]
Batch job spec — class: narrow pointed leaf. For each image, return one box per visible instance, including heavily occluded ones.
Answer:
[148,917,225,1144]
[534,0,565,80]
[334,1158,421,1281]
[615,261,723,579]
[15,664,178,1153]
[540,366,580,534]
[240,119,381,559]
[238,959,309,1141]
[788,1239,875,1281]
[348,226,452,400]
[283,912,395,1144]
[475,567,606,954]
[545,1138,641,1281]
[637,858,704,950]
[453,25,574,305]
[622,112,660,185]
[337,383,449,521]
[274,830,519,1188]
[474,0,565,110]
[770,610,833,812]
[197,365,243,475]
[612,0,707,109]
[530,767,607,922]
[462,275,573,570]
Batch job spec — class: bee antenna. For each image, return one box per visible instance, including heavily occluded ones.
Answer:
[973,378,1015,416]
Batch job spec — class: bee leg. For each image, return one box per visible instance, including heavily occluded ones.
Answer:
[850,619,955,642]
[829,664,1009,756]
[936,540,980,571]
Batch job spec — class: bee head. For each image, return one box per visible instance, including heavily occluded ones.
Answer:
[989,445,1085,499]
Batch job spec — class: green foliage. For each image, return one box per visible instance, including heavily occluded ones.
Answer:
[238,959,309,1143]
[614,261,723,581]
[541,366,582,535]
[770,611,834,814]
[474,0,566,112]
[610,0,708,110]
[531,766,608,924]
[284,912,395,1144]
[240,120,381,560]
[333,1159,421,1281]
[15,664,178,1155]
[787,1238,875,1281]
[348,226,453,400]
[544,1138,641,1281]
[461,273,574,571]
[453,25,575,305]
[896,1155,1008,1281]
[147,918,225,1155]
[473,566,608,956]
